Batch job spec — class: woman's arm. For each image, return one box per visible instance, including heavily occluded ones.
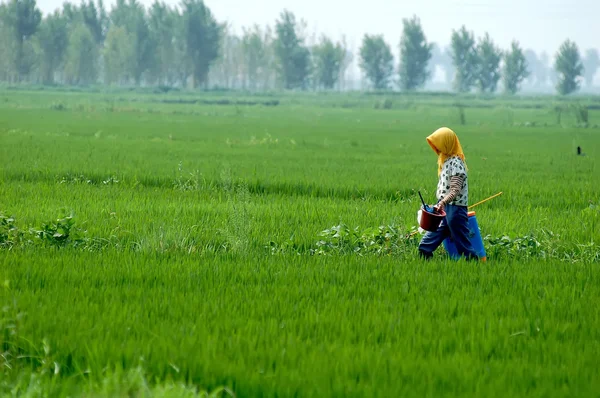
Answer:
[438,175,465,207]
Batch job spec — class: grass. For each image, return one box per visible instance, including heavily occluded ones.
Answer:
[1,88,599,397]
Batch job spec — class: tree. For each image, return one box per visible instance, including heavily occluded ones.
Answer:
[0,5,13,81]
[359,34,394,90]
[103,25,134,84]
[210,25,245,89]
[312,35,344,90]
[554,40,584,95]
[1,0,41,80]
[171,10,189,86]
[110,0,155,85]
[64,23,98,84]
[148,1,178,85]
[61,1,78,22]
[450,26,477,92]
[241,24,271,91]
[181,0,221,88]
[583,48,599,88]
[336,36,353,91]
[398,15,432,91]
[273,10,311,90]
[80,0,107,44]
[475,33,502,93]
[503,41,529,95]
[37,10,69,84]
[258,26,276,90]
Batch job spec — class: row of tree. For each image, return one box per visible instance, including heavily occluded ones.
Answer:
[0,0,224,87]
[388,22,588,95]
[0,0,595,95]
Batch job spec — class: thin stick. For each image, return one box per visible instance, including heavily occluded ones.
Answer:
[409,192,503,238]
[468,192,503,210]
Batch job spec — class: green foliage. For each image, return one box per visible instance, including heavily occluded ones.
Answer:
[64,23,98,85]
[0,4,596,96]
[5,0,41,39]
[148,1,178,85]
[312,35,345,90]
[484,228,600,262]
[314,223,418,255]
[210,27,245,91]
[1,90,600,396]
[36,10,68,84]
[503,41,529,95]
[29,213,85,247]
[103,25,135,84]
[241,25,272,91]
[0,213,24,248]
[484,232,549,259]
[475,33,502,93]
[398,15,432,91]
[181,0,221,88]
[0,8,15,82]
[450,26,477,92]
[555,40,584,95]
[1,0,41,79]
[0,17,16,80]
[359,34,394,90]
[273,10,311,90]
[110,0,155,85]
[0,212,87,249]
[80,0,108,44]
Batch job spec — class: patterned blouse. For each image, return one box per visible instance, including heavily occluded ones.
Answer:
[436,156,468,207]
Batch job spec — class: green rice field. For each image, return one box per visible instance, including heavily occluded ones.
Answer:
[1,88,599,397]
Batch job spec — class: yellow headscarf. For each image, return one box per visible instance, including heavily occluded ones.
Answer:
[426,127,467,176]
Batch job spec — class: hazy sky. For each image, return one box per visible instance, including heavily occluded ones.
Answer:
[36,0,599,56]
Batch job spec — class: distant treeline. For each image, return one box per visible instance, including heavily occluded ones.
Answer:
[0,0,597,95]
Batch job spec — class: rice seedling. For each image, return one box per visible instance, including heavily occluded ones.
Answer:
[1,89,599,397]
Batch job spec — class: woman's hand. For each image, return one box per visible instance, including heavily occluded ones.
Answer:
[434,202,445,213]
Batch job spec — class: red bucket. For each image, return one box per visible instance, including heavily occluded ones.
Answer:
[419,206,446,232]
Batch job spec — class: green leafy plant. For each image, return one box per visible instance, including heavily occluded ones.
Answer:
[313,223,418,256]
[483,233,546,259]
[482,229,600,262]
[29,213,86,248]
[0,213,25,249]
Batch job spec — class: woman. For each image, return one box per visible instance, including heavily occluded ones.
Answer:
[418,127,478,261]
